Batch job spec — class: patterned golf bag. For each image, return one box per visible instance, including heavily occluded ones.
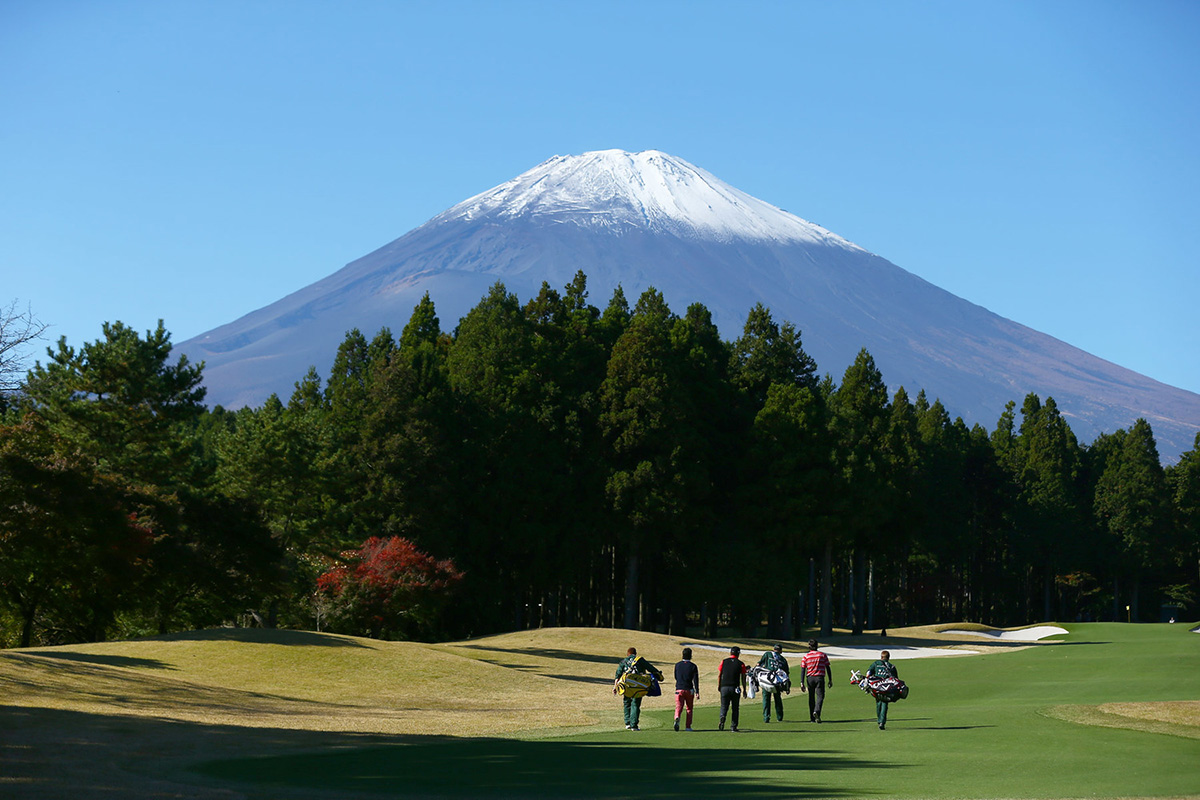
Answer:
[850,669,908,703]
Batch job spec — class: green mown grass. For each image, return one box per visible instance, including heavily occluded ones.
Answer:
[194,623,1200,799]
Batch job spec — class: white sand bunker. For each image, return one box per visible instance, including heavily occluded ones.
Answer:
[822,643,973,660]
[683,626,1072,662]
[941,625,1068,642]
[682,642,977,661]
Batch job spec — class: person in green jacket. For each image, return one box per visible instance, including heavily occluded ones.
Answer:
[865,650,898,730]
[757,644,790,722]
[613,647,664,731]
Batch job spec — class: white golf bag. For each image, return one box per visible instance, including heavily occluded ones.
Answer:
[750,665,791,695]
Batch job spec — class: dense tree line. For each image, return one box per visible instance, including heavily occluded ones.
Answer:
[2,275,1197,647]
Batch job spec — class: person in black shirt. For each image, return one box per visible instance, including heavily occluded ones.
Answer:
[717,646,748,731]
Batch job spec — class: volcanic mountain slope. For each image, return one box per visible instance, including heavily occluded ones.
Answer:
[176,149,1200,459]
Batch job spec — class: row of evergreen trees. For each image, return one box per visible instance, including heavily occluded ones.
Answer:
[2,271,1197,646]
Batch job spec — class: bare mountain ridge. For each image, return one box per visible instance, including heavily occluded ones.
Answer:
[176,149,1200,460]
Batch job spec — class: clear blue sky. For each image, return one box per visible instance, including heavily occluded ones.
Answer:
[3,0,1198,396]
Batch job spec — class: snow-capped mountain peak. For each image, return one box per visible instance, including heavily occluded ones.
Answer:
[177,148,1200,461]
[433,149,857,248]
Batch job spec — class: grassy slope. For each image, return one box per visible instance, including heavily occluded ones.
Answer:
[1,623,1198,799]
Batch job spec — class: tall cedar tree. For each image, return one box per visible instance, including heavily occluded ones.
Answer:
[1013,395,1086,621]
[522,275,611,627]
[882,387,922,626]
[359,293,457,553]
[1165,433,1200,606]
[731,303,824,637]
[1094,418,1170,620]
[445,282,551,630]
[828,349,891,635]
[601,288,735,631]
[662,302,735,634]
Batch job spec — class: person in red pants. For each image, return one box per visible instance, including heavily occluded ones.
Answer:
[672,647,700,731]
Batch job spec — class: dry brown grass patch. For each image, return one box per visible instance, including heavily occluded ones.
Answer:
[1041,700,1200,740]
[0,629,602,737]
[1099,700,1200,728]
[0,623,1059,742]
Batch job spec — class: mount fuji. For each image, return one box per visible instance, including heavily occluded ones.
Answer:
[176,149,1200,460]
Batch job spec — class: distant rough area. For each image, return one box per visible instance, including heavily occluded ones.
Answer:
[176,149,1200,460]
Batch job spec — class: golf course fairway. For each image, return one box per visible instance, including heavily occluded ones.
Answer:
[2,622,1197,798]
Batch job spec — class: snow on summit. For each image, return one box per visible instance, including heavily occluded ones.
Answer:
[435,149,858,248]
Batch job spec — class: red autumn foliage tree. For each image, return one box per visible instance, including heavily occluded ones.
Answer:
[317,536,463,640]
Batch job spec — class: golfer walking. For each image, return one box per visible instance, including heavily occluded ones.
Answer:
[866,650,898,730]
[800,639,833,722]
[673,647,700,731]
[757,644,790,723]
[717,645,748,731]
[613,647,663,731]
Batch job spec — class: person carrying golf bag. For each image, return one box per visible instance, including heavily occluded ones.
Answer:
[756,644,790,723]
[865,650,900,729]
[613,647,664,731]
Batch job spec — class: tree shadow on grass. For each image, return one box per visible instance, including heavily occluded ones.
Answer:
[32,651,176,669]
[157,628,374,647]
[1,705,385,799]
[3,705,891,800]
[904,725,994,731]
[462,660,613,684]
[0,653,363,718]
[542,673,613,685]
[454,645,618,667]
[196,737,885,799]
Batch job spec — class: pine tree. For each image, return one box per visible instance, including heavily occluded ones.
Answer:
[12,321,234,642]
[23,321,205,486]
